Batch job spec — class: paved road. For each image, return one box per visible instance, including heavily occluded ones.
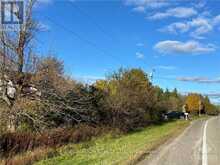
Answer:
[138,116,220,165]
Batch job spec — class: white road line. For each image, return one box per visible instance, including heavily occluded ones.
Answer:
[202,120,208,165]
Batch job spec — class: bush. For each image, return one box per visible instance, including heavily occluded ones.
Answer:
[1,148,58,165]
[0,125,102,158]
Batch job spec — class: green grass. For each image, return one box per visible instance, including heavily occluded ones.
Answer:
[35,120,189,165]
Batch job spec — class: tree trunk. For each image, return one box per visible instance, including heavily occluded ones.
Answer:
[17,47,24,73]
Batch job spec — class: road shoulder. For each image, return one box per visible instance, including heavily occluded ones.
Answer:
[137,117,209,165]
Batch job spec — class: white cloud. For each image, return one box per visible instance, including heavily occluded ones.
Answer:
[176,77,220,83]
[156,65,176,70]
[205,92,220,100]
[136,43,144,47]
[159,22,190,34]
[212,15,220,26]
[194,1,206,9]
[189,17,212,38]
[148,7,197,20]
[125,0,169,13]
[146,1,169,9]
[160,16,220,39]
[154,40,216,54]
[133,6,146,12]
[149,12,169,20]
[136,52,144,59]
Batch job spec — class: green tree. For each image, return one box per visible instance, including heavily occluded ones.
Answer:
[95,68,157,131]
[203,96,218,115]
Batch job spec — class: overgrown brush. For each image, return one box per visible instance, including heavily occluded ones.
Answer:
[0,148,58,165]
[0,125,103,158]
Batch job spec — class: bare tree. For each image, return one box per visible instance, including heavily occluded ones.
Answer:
[0,1,100,132]
[0,0,40,131]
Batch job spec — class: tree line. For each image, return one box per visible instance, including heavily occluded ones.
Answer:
[0,57,218,133]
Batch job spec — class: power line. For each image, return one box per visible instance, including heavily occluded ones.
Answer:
[42,15,124,66]
[69,2,117,42]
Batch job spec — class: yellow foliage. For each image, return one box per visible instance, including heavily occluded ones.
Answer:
[185,94,201,113]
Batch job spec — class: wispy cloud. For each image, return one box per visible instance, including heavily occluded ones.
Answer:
[136,43,145,47]
[133,6,146,13]
[125,0,219,41]
[160,15,220,39]
[194,1,206,9]
[156,65,176,70]
[205,92,220,98]
[148,7,197,20]
[212,15,220,26]
[136,52,145,59]
[154,40,216,54]
[176,77,220,84]
[159,22,190,34]
[189,17,213,39]
[125,0,169,13]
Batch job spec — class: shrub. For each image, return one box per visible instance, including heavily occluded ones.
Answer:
[1,148,58,165]
[0,125,102,158]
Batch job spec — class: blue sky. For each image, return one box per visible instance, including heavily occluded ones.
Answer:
[33,0,220,103]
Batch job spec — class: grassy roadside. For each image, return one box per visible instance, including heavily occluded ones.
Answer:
[34,120,190,165]
[1,115,210,165]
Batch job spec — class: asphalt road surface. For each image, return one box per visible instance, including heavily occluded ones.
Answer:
[138,116,220,165]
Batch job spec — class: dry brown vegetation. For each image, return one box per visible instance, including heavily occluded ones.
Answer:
[0,125,104,158]
[0,147,57,165]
